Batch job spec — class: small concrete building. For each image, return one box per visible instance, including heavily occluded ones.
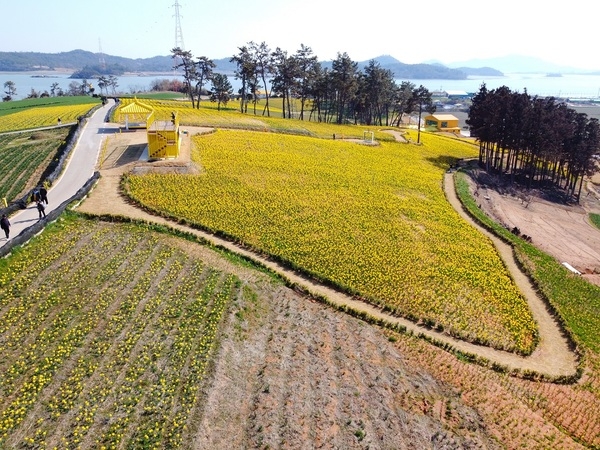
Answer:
[424,114,461,133]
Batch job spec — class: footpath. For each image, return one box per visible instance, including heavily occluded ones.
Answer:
[0,100,118,248]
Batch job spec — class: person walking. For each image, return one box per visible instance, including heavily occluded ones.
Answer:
[39,186,48,204]
[0,214,10,239]
[36,201,46,219]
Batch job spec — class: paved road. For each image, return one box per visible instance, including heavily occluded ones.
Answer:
[0,99,118,246]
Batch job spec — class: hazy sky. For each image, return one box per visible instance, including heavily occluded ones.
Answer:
[2,0,598,70]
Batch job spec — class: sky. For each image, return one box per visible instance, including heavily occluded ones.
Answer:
[2,0,599,70]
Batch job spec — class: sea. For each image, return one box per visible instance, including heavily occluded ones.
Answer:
[2,70,600,102]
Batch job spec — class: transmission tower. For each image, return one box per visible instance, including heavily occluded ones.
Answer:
[98,38,106,70]
[173,1,185,51]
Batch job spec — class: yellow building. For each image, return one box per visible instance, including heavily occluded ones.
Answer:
[424,114,461,133]
[146,110,181,159]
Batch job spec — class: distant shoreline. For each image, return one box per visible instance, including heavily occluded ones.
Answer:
[448,106,600,130]
[1,69,179,77]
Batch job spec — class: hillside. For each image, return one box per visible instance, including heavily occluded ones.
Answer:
[446,54,596,74]
[1,50,471,80]
[1,98,600,448]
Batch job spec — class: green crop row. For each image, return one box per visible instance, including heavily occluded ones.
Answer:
[0,128,70,202]
[0,216,238,447]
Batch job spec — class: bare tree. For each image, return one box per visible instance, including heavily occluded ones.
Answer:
[68,80,81,96]
[50,82,60,97]
[26,88,40,99]
[107,76,118,95]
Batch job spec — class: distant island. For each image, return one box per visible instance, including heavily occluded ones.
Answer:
[0,50,501,80]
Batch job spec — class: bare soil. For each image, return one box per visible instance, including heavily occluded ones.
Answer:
[463,163,600,287]
[192,282,502,449]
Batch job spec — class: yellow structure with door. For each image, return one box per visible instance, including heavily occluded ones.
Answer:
[116,98,181,159]
[424,114,461,133]
[146,111,180,159]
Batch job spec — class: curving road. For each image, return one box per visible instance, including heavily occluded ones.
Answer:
[0,100,117,246]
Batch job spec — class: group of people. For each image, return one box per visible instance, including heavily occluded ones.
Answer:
[1,185,49,240]
[31,186,48,219]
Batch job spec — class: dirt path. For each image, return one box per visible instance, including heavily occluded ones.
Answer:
[74,129,578,379]
[382,129,408,142]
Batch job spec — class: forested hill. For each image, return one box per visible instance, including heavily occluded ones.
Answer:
[0,50,172,73]
[0,50,493,80]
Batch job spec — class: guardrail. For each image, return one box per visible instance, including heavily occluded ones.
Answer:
[0,172,100,258]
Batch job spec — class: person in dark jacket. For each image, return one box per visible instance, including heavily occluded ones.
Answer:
[39,186,48,204]
[36,201,46,219]
[0,214,10,239]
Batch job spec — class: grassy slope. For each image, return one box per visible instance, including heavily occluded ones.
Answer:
[591,212,600,230]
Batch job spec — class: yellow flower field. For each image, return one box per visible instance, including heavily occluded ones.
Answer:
[126,129,538,354]
[116,97,395,140]
[0,103,99,132]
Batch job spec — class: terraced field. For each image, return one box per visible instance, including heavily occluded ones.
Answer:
[0,129,70,202]
[125,129,538,354]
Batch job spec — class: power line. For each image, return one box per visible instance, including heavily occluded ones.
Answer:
[98,38,106,70]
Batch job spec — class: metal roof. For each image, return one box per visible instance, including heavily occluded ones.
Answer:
[119,99,153,114]
[427,114,459,121]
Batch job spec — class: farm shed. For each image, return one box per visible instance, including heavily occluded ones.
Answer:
[146,110,181,159]
[118,98,153,130]
[424,114,461,133]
